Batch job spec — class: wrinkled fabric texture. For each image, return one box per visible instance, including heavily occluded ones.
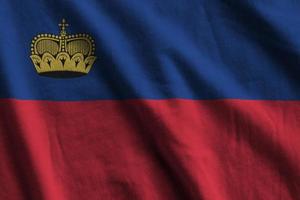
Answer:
[1,0,300,200]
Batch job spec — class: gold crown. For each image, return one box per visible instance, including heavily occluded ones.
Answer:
[30,19,97,78]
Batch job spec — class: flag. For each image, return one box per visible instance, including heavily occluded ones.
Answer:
[0,0,300,199]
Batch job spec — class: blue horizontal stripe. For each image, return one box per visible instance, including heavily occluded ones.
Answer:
[0,0,300,100]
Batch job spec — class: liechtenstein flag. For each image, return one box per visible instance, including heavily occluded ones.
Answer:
[1,0,300,199]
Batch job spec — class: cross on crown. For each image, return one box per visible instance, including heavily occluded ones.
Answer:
[59,18,69,36]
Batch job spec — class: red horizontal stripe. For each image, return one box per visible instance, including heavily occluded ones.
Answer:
[0,99,300,200]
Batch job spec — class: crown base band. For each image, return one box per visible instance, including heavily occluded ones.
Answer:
[38,71,88,78]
